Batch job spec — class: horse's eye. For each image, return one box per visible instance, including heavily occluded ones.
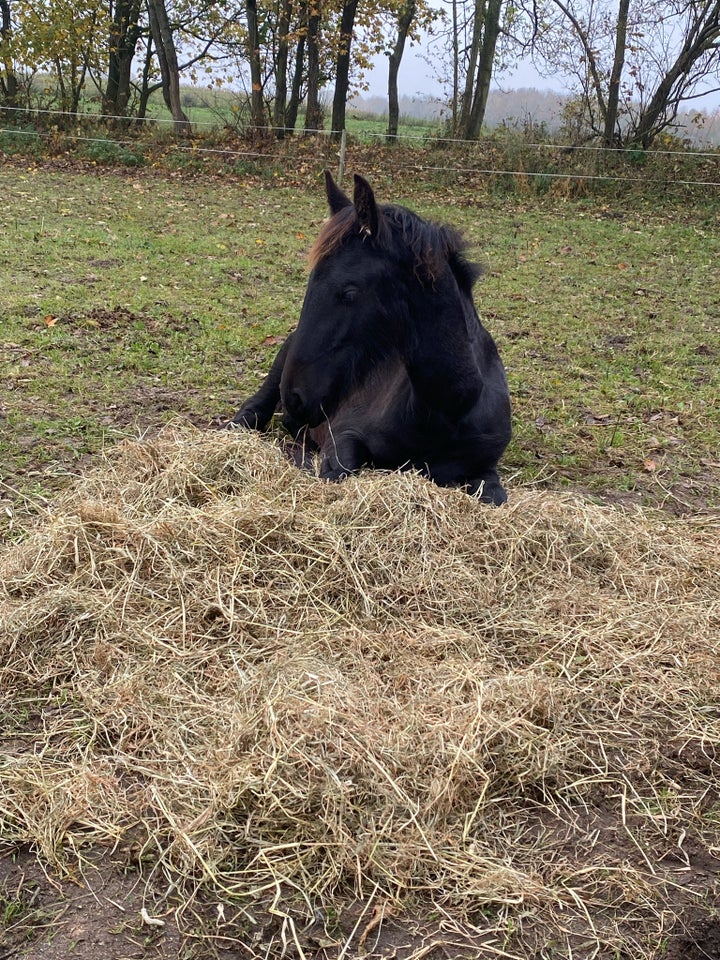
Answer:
[341,286,358,304]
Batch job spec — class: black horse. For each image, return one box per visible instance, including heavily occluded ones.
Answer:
[230,171,512,504]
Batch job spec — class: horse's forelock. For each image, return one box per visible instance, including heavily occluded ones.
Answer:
[307,206,357,271]
[306,202,473,286]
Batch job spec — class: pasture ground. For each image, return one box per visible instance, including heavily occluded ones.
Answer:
[1,155,719,517]
[1,155,719,959]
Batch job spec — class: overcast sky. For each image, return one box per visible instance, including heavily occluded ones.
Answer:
[365,46,562,100]
[364,37,720,109]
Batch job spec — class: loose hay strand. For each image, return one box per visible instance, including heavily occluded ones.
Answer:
[1,424,719,956]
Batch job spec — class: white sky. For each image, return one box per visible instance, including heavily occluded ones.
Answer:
[365,46,563,100]
[364,38,720,109]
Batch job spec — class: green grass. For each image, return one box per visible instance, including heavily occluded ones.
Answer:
[1,161,719,517]
[344,111,441,141]
[139,87,443,140]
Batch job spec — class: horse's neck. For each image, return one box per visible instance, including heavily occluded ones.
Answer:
[405,280,484,419]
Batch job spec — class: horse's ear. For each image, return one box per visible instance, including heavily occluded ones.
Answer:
[353,174,379,238]
[324,170,352,215]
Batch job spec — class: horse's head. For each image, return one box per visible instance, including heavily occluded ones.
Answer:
[280,172,412,428]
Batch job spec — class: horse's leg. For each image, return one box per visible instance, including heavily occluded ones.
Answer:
[466,468,507,506]
[318,430,370,481]
[426,459,507,505]
[228,333,294,430]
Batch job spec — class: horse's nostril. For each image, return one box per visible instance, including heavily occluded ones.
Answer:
[285,389,304,418]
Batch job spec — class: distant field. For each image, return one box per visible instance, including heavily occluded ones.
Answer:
[138,88,443,140]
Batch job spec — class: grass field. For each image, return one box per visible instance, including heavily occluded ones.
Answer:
[1,158,719,515]
[1,155,719,960]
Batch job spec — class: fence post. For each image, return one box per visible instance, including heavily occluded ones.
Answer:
[338,129,347,186]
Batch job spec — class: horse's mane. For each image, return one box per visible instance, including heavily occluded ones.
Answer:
[308,202,481,290]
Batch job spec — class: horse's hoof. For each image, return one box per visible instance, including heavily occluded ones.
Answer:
[320,460,352,482]
[483,484,508,506]
[470,478,507,505]
[230,409,266,431]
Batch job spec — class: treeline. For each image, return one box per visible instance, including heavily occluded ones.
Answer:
[1,0,719,148]
[351,89,720,147]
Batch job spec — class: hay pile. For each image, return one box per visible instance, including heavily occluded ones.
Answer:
[1,425,718,956]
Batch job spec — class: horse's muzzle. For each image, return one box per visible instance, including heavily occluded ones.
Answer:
[282,388,324,430]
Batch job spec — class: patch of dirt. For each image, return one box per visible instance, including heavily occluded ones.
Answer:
[0,845,500,959]
[0,846,188,960]
[3,835,719,959]
[663,919,720,960]
[67,307,204,339]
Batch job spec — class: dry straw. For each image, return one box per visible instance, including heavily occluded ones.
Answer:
[1,424,718,956]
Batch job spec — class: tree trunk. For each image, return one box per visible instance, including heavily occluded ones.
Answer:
[136,34,156,121]
[451,0,458,132]
[386,0,416,140]
[285,29,305,131]
[146,0,192,134]
[463,0,502,139]
[330,0,359,140]
[273,0,292,136]
[103,0,143,119]
[0,0,19,109]
[304,3,322,132]
[603,0,630,146]
[246,0,266,131]
[459,0,485,133]
[70,58,88,114]
[54,58,69,113]
[633,57,691,148]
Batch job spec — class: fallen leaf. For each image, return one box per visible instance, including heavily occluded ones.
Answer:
[44,315,57,327]
[585,412,613,425]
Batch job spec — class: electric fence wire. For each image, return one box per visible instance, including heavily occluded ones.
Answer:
[1,105,719,189]
[2,103,720,159]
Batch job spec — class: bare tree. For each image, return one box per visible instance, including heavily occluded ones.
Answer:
[387,0,417,139]
[246,0,267,130]
[330,0,359,138]
[146,0,192,133]
[633,0,720,146]
[603,0,630,144]
[459,0,503,138]
[535,0,720,148]
[435,0,506,139]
